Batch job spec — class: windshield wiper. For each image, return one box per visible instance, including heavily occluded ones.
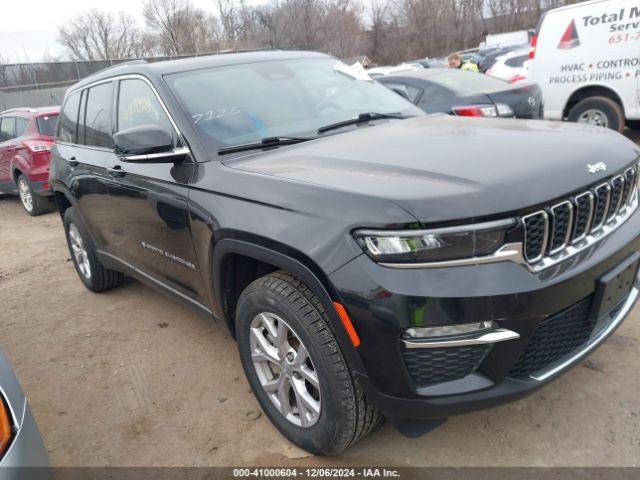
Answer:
[317,112,410,134]
[218,136,313,155]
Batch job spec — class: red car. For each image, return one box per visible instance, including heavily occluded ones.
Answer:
[0,106,60,215]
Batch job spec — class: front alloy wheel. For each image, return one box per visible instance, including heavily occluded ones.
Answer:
[236,271,382,454]
[250,312,321,427]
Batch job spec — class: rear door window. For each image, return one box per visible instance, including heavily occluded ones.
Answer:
[57,91,81,143]
[15,118,29,137]
[0,117,16,142]
[83,82,114,148]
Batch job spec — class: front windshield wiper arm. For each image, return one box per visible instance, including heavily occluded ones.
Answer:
[317,112,410,134]
[218,136,313,155]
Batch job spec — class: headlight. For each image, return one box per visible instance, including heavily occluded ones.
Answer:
[354,218,515,264]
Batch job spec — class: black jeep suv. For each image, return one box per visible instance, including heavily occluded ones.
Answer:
[50,51,640,454]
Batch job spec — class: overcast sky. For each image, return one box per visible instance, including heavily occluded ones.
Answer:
[1,0,257,63]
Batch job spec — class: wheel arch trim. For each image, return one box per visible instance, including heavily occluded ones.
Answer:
[562,83,626,119]
[212,238,366,374]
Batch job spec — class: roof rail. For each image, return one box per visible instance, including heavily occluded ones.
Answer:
[0,107,38,115]
[78,59,149,83]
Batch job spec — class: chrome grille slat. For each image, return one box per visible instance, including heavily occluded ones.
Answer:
[620,168,636,209]
[522,211,549,263]
[548,201,573,255]
[607,175,625,221]
[522,166,638,269]
[590,183,610,233]
[571,191,594,243]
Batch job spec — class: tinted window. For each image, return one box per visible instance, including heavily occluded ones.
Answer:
[83,82,114,148]
[117,79,174,136]
[505,55,528,68]
[427,70,508,93]
[58,91,81,143]
[37,114,59,137]
[0,117,16,142]
[15,118,29,137]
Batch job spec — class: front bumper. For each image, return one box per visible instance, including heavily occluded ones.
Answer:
[328,206,640,420]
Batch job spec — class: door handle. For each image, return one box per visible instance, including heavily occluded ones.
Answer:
[67,156,79,167]
[108,165,125,178]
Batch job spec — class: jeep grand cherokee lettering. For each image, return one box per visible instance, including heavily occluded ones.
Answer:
[49,51,640,454]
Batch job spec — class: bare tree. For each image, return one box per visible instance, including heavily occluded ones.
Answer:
[143,0,221,56]
[58,10,146,60]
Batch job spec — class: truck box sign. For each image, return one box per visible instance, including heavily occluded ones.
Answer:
[528,0,640,121]
[581,6,640,30]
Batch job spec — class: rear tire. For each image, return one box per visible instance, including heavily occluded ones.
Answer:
[235,271,382,454]
[567,96,625,132]
[17,174,52,216]
[63,207,124,292]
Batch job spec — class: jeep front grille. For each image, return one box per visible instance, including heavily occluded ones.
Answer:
[522,166,638,267]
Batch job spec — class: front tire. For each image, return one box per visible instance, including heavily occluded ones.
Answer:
[17,174,51,216]
[63,207,124,292]
[567,96,624,132]
[236,271,381,454]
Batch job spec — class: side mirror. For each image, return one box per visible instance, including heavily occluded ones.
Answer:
[114,125,182,162]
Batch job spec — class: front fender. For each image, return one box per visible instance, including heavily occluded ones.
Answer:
[212,237,367,376]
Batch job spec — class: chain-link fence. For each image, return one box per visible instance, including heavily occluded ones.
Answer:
[0,54,206,111]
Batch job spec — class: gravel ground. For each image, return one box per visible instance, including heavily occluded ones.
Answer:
[0,129,639,467]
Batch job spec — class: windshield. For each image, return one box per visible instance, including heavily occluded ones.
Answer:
[428,70,508,93]
[165,58,422,152]
[36,114,59,137]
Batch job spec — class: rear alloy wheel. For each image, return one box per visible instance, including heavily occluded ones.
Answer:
[236,271,382,454]
[568,96,625,132]
[17,174,51,216]
[68,223,92,281]
[63,207,124,292]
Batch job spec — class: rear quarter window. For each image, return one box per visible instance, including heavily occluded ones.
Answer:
[57,91,81,143]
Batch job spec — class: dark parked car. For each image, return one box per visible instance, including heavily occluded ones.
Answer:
[50,51,640,454]
[0,107,59,215]
[378,68,543,119]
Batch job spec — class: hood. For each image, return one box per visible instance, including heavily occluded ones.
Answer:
[223,115,639,224]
